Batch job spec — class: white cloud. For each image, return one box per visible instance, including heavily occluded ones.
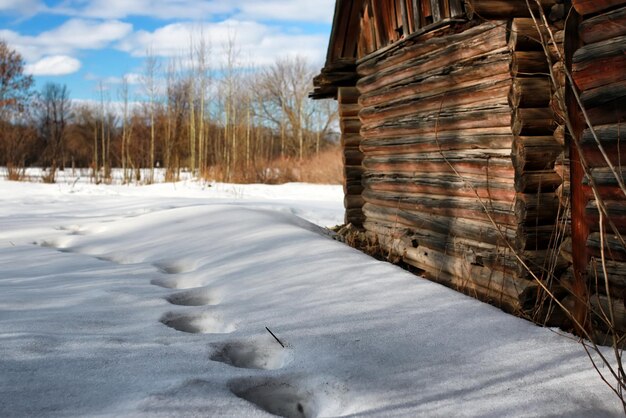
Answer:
[236,0,336,23]
[0,19,132,76]
[117,20,327,68]
[0,0,43,15]
[36,19,133,51]
[25,55,82,76]
[52,0,233,20]
[51,0,335,23]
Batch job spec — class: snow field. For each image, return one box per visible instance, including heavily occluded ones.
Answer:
[0,179,623,417]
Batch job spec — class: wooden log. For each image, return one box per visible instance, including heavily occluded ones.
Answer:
[358,52,511,109]
[344,194,365,210]
[515,170,562,192]
[549,4,567,24]
[588,258,626,290]
[366,220,564,277]
[337,86,360,104]
[357,24,508,94]
[515,192,561,224]
[361,105,513,139]
[343,147,364,166]
[345,165,365,180]
[581,123,626,147]
[466,0,557,19]
[363,160,514,179]
[582,96,626,126]
[357,22,500,77]
[512,136,562,171]
[516,224,563,251]
[345,208,365,226]
[573,35,626,65]
[513,107,555,136]
[362,188,517,225]
[360,131,514,156]
[360,80,511,123]
[590,294,626,334]
[552,60,566,88]
[554,124,566,146]
[572,0,626,16]
[512,51,550,76]
[509,77,552,108]
[580,6,626,45]
[363,150,514,177]
[586,199,626,231]
[342,133,361,147]
[573,49,626,92]
[580,79,626,109]
[341,118,361,134]
[338,103,360,118]
[550,89,566,125]
[344,180,364,196]
[362,202,517,244]
[580,124,626,168]
[508,18,549,51]
[363,172,516,201]
[402,243,538,309]
[587,231,626,261]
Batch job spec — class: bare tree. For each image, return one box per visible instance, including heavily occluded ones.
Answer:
[142,48,160,183]
[37,82,71,177]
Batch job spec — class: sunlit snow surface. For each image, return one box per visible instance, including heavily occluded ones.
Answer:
[0,174,622,417]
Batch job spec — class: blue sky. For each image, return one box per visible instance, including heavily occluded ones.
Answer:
[0,0,334,100]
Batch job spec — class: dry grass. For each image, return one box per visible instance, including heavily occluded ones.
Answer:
[6,164,26,181]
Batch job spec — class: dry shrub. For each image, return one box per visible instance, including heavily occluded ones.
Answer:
[299,147,343,184]
[6,164,26,181]
[41,168,56,184]
[255,147,343,184]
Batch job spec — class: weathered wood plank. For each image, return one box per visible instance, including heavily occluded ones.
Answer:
[357,23,508,92]
[580,6,626,45]
[466,0,556,18]
[359,52,511,108]
[363,172,517,200]
[513,107,555,136]
[360,130,514,155]
[508,18,549,51]
[360,80,510,123]
[572,0,626,16]
[509,77,552,108]
[573,54,626,92]
[361,105,513,138]
[580,79,626,109]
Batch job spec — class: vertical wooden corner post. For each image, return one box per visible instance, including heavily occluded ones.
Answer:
[565,7,590,333]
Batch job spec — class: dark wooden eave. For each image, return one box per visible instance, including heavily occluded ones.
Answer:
[311,0,362,99]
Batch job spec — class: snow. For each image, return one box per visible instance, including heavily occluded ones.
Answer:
[0,175,622,417]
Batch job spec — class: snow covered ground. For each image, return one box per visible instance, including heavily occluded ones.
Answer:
[0,176,622,417]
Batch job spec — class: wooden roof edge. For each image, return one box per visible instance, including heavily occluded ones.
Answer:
[310,59,358,99]
[311,0,362,100]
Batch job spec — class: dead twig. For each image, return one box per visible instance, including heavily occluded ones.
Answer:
[265,326,285,348]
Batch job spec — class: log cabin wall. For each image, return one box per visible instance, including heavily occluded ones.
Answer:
[314,0,626,328]
[338,87,366,226]
[569,0,626,336]
[356,19,543,312]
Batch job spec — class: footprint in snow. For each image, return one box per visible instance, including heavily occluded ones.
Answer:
[153,260,197,275]
[166,288,218,306]
[211,340,293,370]
[229,377,348,418]
[151,276,205,290]
[159,310,235,334]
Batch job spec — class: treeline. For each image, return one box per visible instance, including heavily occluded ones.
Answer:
[0,40,340,184]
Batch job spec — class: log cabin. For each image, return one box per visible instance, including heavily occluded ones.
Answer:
[312,0,626,337]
